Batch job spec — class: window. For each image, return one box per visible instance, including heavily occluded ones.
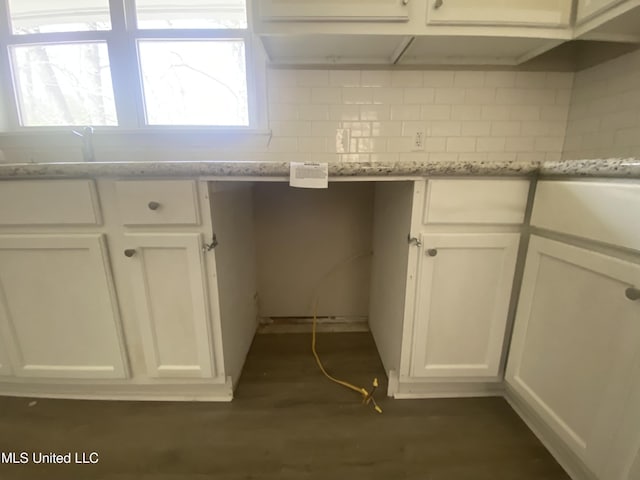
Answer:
[0,0,255,128]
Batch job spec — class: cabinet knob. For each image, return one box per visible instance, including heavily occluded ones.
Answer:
[426,249,438,257]
[124,249,136,258]
[402,0,409,5]
[433,0,444,9]
[148,201,161,211]
[626,287,640,301]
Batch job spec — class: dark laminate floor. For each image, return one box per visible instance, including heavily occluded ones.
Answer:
[0,332,570,480]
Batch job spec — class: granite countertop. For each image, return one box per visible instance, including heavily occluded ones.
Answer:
[0,158,639,179]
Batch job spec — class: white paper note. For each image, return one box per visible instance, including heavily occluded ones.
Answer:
[289,162,329,189]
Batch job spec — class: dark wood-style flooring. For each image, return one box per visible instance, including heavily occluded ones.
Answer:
[0,332,570,479]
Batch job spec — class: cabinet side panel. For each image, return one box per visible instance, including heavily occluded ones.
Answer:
[209,183,258,387]
[369,181,414,376]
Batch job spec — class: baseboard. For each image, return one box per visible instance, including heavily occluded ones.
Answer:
[394,379,505,399]
[504,384,597,480]
[0,377,234,402]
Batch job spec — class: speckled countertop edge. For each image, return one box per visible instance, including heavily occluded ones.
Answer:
[0,158,638,179]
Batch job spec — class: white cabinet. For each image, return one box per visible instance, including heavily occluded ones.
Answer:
[123,233,215,379]
[259,0,410,22]
[426,0,573,28]
[0,235,128,379]
[410,233,520,378]
[576,0,625,23]
[506,236,640,479]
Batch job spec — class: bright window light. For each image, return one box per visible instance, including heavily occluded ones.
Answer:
[138,40,249,126]
[8,0,111,34]
[135,0,247,29]
[11,43,117,126]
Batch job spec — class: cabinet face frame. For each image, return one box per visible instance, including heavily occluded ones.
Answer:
[258,0,410,22]
[0,234,129,379]
[409,232,520,379]
[506,235,640,476]
[124,233,215,379]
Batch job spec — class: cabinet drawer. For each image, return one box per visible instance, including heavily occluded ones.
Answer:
[424,179,530,225]
[426,0,572,28]
[115,181,200,226]
[0,180,100,226]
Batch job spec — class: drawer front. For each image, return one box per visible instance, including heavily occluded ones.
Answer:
[0,180,100,226]
[424,179,530,225]
[531,180,640,252]
[115,180,200,226]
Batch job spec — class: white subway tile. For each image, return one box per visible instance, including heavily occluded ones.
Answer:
[446,137,476,152]
[451,105,482,121]
[461,121,491,136]
[357,137,387,153]
[555,89,572,106]
[424,137,447,152]
[458,153,488,162]
[342,122,372,137]
[490,152,518,162]
[601,110,638,130]
[515,72,547,88]
[509,106,540,121]
[342,87,373,104]
[454,71,485,87]
[311,121,341,137]
[298,105,330,121]
[267,137,298,152]
[361,71,392,87]
[614,127,640,147]
[534,136,565,153]
[371,122,403,137]
[546,72,574,89]
[505,137,535,152]
[421,105,451,120]
[477,137,506,152]
[297,69,329,87]
[435,88,466,105]
[491,121,521,137]
[329,105,360,121]
[429,153,459,162]
[370,153,400,162]
[373,88,404,104]
[270,121,311,137]
[401,121,427,137]
[545,152,562,162]
[387,137,413,152]
[430,121,462,137]
[298,137,327,153]
[484,71,516,87]
[403,88,435,104]
[269,87,311,104]
[311,87,342,104]
[340,154,371,162]
[516,152,542,162]
[423,71,455,87]
[360,105,391,121]
[391,71,423,87]
[399,152,431,162]
[267,69,297,87]
[391,105,422,120]
[464,88,496,104]
[329,70,361,87]
[311,153,340,163]
[540,105,569,122]
[481,105,511,120]
[269,104,298,121]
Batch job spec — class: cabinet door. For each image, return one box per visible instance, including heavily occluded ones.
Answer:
[426,0,572,28]
[124,234,215,379]
[410,233,520,378]
[506,236,640,478]
[260,0,410,22]
[0,235,127,379]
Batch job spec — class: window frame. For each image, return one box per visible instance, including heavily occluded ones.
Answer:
[0,0,266,132]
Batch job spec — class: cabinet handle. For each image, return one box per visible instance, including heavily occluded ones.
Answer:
[148,201,161,211]
[426,249,438,257]
[124,249,136,258]
[433,0,443,9]
[626,287,640,301]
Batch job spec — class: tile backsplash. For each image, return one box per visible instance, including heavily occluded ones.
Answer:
[562,49,640,160]
[266,68,573,163]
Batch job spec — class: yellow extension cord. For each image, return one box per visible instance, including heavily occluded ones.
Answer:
[310,252,383,414]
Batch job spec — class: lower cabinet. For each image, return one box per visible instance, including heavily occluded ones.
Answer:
[0,234,128,379]
[506,236,640,479]
[410,233,520,379]
[123,233,216,379]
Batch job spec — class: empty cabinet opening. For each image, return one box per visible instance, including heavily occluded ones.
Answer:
[209,180,415,392]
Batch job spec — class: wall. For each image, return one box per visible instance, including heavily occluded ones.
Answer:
[563,48,640,160]
[0,67,573,164]
[253,182,374,318]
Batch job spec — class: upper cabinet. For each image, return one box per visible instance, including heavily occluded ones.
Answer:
[258,0,410,22]
[576,0,624,23]
[426,0,573,28]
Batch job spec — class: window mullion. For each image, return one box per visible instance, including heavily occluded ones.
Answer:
[0,0,20,129]
[108,0,144,128]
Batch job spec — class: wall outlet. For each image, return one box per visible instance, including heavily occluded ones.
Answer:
[412,128,426,151]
